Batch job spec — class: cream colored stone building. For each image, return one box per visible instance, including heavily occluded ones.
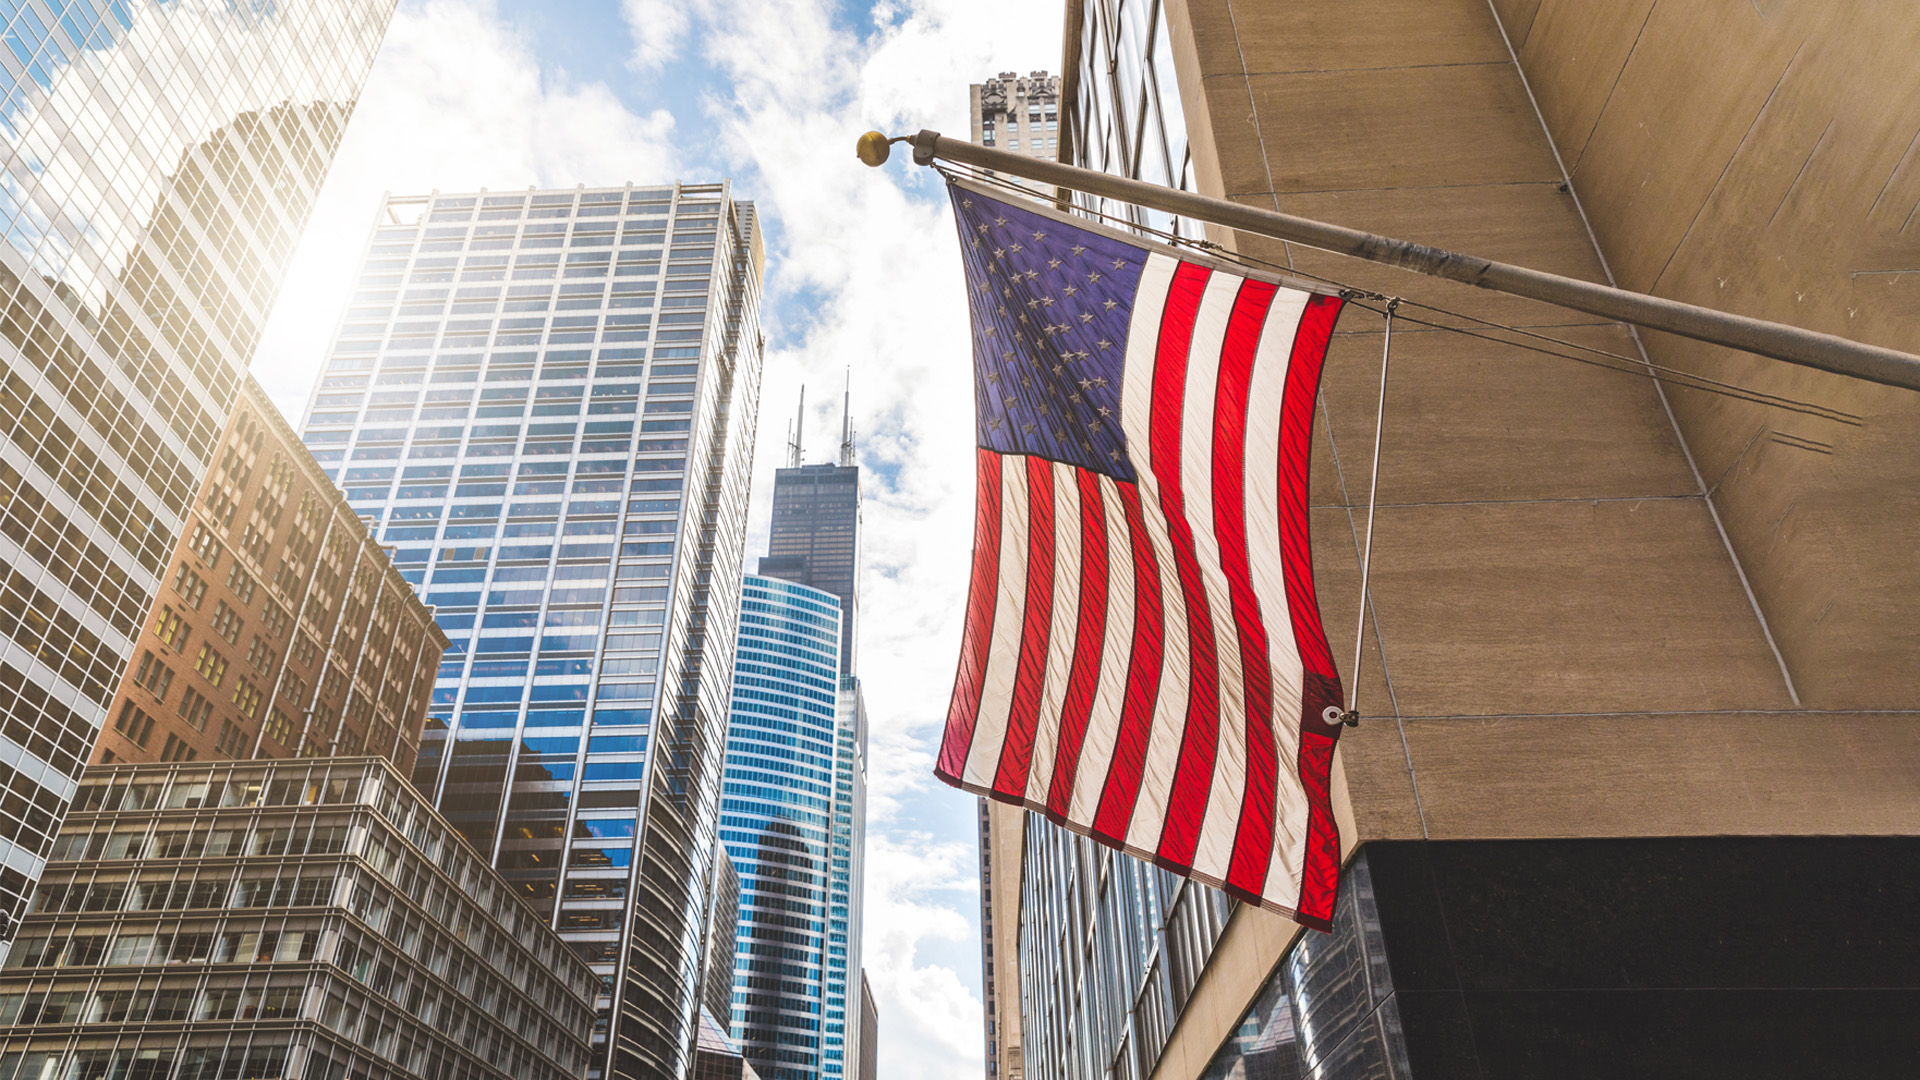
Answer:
[969,71,1064,197]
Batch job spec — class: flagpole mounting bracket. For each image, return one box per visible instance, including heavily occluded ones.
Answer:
[911,129,939,166]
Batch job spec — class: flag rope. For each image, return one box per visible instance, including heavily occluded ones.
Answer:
[937,164,1860,426]
[1336,299,1397,728]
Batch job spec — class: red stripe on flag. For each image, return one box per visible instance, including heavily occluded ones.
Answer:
[1151,265,1225,871]
[1277,295,1343,686]
[937,449,1004,786]
[993,457,1057,800]
[1093,262,1207,846]
[1090,481,1164,845]
[1276,292,1345,928]
[1210,280,1283,901]
[1046,469,1110,821]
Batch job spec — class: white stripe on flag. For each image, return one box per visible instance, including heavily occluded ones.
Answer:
[1069,255,1176,825]
[962,457,1030,790]
[1122,255,1194,860]
[1068,474,1136,826]
[1239,290,1314,902]
[1182,272,1251,883]
[1026,459,1082,801]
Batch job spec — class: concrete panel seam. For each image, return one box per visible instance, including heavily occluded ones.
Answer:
[1865,121,1920,218]
[1568,0,1659,176]
[1307,494,1700,510]
[1705,424,1769,499]
[1220,0,1287,266]
[1766,118,1834,227]
[1232,60,1512,79]
[1645,39,1805,296]
[1482,0,1804,708]
[1225,178,1569,199]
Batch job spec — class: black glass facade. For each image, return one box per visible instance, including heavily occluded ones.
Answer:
[1203,839,1920,1080]
[759,463,859,675]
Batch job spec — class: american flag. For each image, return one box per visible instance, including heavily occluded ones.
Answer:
[934,180,1349,929]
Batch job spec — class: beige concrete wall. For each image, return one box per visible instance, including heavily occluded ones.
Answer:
[1138,1,1920,1077]
[1506,0,1920,710]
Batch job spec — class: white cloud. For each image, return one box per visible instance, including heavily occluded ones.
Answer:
[861,833,988,1069]
[621,0,693,71]
[251,0,679,420]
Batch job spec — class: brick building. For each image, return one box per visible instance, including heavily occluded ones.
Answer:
[96,377,446,770]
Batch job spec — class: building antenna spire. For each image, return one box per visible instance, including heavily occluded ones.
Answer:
[839,368,855,467]
[788,385,805,467]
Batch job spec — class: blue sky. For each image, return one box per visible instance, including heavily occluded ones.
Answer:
[250,2,1060,1076]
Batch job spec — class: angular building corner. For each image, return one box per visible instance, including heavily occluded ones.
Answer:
[0,756,599,1080]
[0,0,398,947]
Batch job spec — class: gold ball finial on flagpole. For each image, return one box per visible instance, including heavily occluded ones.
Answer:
[855,131,892,168]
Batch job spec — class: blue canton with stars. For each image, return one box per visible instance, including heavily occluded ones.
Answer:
[952,183,1148,484]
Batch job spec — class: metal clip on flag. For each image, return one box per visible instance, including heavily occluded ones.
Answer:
[927,175,1349,931]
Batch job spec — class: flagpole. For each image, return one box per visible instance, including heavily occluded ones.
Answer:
[855,130,1920,395]
[1339,299,1398,728]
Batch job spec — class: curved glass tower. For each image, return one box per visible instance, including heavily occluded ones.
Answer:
[723,574,845,1079]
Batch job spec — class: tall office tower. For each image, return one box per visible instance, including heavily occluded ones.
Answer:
[738,403,869,1080]
[96,376,447,769]
[701,841,742,1025]
[963,70,1057,1080]
[974,798,1020,1080]
[298,181,766,1080]
[693,1010,762,1080]
[759,392,861,675]
[2,756,598,1080]
[977,5,1920,1080]
[967,71,1061,196]
[721,574,868,1080]
[0,0,393,942]
[824,672,867,1080]
[721,574,843,1080]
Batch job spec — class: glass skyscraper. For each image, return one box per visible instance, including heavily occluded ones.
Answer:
[721,574,865,1080]
[0,0,394,942]
[729,425,869,1080]
[761,459,860,676]
[824,672,867,1078]
[297,181,766,1080]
